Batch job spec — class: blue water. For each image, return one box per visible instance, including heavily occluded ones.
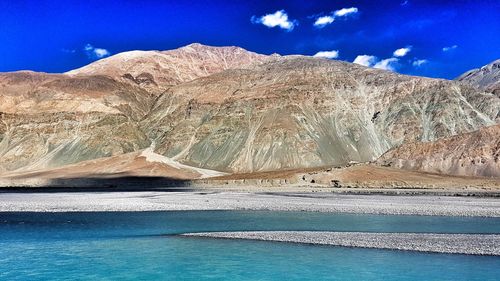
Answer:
[1,211,499,280]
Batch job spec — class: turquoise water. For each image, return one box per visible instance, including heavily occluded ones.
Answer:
[1,211,499,280]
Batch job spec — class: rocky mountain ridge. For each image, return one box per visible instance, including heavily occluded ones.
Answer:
[67,43,273,94]
[147,57,499,173]
[457,59,500,97]
[0,44,499,180]
[378,124,500,177]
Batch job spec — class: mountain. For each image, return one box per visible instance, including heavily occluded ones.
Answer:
[0,71,154,172]
[378,124,500,177]
[147,56,499,173]
[457,59,500,97]
[377,59,500,178]
[0,44,270,173]
[67,43,272,94]
[0,44,499,181]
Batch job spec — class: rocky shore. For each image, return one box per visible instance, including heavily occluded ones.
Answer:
[1,191,500,217]
[181,231,500,256]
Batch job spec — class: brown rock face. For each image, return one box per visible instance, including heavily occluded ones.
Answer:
[1,44,499,179]
[0,71,152,171]
[378,124,500,177]
[148,57,499,173]
[0,44,270,173]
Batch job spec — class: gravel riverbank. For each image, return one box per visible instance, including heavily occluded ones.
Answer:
[1,191,500,217]
[181,231,500,256]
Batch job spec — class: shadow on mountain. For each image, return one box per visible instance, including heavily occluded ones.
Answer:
[0,176,195,193]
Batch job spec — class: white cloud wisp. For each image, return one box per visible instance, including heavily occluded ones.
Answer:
[412,59,428,67]
[84,44,110,59]
[442,45,458,52]
[334,7,358,17]
[373,58,399,71]
[252,10,297,31]
[314,50,339,59]
[393,46,412,57]
[353,55,378,67]
[314,7,358,28]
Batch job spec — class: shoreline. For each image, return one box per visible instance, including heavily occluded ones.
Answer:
[1,184,500,197]
[1,190,500,217]
[180,231,500,256]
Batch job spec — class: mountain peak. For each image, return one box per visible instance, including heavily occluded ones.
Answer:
[457,58,500,96]
[164,43,267,59]
[66,43,271,93]
[181,42,220,49]
[179,42,248,51]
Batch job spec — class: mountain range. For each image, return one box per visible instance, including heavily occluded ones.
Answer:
[0,43,498,187]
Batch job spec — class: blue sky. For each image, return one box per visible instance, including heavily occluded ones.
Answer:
[0,0,498,79]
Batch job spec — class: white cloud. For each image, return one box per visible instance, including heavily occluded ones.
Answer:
[393,46,412,57]
[373,58,399,71]
[314,16,334,27]
[352,54,401,71]
[314,50,339,59]
[313,7,358,28]
[401,0,409,6]
[353,55,378,67]
[334,7,358,17]
[412,59,428,67]
[93,48,110,58]
[442,45,458,52]
[84,44,93,51]
[84,44,110,59]
[251,10,296,31]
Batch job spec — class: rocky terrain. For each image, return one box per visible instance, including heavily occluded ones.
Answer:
[0,44,270,174]
[457,59,500,97]
[0,44,499,186]
[204,163,500,191]
[370,60,500,178]
[149,57,499,173]
[67,43,273,94]
[378,124,500,177]
[0,71,153,172]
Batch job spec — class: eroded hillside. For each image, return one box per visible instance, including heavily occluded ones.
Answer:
[1,44,499,178]
[147,56,499,172]
[378,124,500,177]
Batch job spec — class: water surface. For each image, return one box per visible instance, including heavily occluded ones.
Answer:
[1,211,499,280]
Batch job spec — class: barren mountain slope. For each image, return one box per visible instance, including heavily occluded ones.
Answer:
[1,45,499,177]
[0,71,154,171]
[0,147,227,187]
[0,44,272,173]
[67,43,273,94]
[146,56,500,173]
[457,59,500,97]
[378,124,500,177]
